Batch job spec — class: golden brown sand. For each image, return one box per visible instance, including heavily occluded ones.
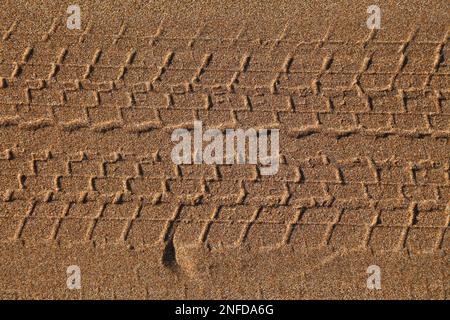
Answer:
[0,0,448,299]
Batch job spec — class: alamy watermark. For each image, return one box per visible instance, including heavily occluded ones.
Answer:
[366,265,381,290]
[171,121,280,175]
[66,265,81,290]
[67,5,81,30]
[366,5,381,29]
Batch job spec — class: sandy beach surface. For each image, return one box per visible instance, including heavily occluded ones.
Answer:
[0,0,448,299]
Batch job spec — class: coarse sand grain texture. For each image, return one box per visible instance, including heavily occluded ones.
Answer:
[0,0,449,299]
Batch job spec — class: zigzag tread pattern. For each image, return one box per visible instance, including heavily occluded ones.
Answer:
[0,4,449,257]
